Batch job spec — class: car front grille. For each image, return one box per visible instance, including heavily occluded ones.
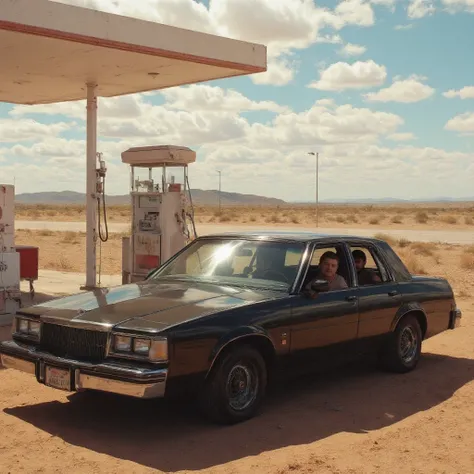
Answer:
[40,323,108,361]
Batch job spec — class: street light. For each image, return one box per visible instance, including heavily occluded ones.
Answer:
[308,152,319,227]
[217,169,222,213]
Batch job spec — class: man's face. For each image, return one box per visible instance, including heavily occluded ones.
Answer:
[320,257,338,279]
[354,257,365,271]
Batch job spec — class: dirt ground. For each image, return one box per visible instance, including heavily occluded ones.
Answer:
[15,202,474,230]
[14,229,474,300]
[3,210,474,473]
[0,302,473,474]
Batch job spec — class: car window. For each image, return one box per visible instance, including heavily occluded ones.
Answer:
[310,246,338,266]
[349,245,390,285]
[303,244,352,290]
[152,238,306,291]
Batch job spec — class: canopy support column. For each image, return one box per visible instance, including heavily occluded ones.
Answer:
[85,83,97,289]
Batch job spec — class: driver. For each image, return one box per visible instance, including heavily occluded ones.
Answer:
[305,251,348,292]
[251,247,287,282]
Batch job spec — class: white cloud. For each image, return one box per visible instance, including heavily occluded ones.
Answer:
[441,0,474,13]
[308,60,387,91]
[338,43,367,57]
[251,57,297,86]
[257,103,403,147]
[161,84,290,113]
[53,0,216,33]
[10,94,150,120]
[3,82,474,202]
[7,138,85,160]
[364,75,435,103]
[210,0,377,86]
[388,132,416,141]
[370,0,397,6]
[407,0,436,18]
[12,86,403,148]
[52,0,378,87]
[443,86,474,99]
[445,113,474,134]
[0,119,72,143]
[315,34,343,44]
[315,99,337,108]
[328,0,375,29]
[394,23,414,30]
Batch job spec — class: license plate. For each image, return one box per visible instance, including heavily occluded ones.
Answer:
[45,365,71,391]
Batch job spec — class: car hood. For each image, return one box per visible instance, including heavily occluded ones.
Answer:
[18,279,282,332]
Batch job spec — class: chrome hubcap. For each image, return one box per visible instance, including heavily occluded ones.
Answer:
[399,326,418,363]
[226,363,258,411]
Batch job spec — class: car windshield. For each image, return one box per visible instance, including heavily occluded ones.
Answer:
[150,238,306,291]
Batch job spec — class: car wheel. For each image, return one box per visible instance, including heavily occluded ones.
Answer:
[379,314,422,373]
[199,344,267,425]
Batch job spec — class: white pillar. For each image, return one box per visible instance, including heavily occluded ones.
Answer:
[85,83,97,289]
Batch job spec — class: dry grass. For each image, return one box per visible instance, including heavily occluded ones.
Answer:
[14,202,474,230]
[15,229,126,275]
[13,229,474,301]
[374,233,397,247]
[460,252,474,270]
[440,215,458,225]
[410,242,437,257]
[415,211,429,224]
[400,251,426,275]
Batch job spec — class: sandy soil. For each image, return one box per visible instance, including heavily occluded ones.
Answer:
[15,229,124,275]
[15,202,474,230]
[14,229,474,298]
[3,211,474,473]
[1,302,473,474]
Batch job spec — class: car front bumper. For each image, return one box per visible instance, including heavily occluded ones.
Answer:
[0,340,168,399]
[449,307,462,329]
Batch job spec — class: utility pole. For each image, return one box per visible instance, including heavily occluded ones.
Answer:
[308,152,319,227]
[217,170,222,213]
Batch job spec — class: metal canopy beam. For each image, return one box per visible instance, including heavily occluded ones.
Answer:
[0,0,267,289]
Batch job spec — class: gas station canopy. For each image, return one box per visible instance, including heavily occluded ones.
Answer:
[0,0,267,105]
[1,0,267,290]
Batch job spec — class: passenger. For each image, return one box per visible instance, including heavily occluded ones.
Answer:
[305,251,348,292]
[352,249,381,285]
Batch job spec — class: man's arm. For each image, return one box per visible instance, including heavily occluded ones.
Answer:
[334,275,348,290]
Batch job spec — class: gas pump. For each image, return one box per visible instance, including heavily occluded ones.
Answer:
[120,145,197,284]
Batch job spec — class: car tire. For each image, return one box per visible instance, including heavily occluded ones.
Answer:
[378,314,423,373]
[199,344,267,425]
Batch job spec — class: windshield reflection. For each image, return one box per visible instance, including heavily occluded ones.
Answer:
[150,238,305,291]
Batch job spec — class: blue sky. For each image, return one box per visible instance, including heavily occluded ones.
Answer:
[1,0,474,202]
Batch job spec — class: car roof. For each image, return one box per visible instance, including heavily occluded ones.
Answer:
[196,230,382,244]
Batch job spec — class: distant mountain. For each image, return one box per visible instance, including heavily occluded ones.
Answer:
[187,189,285,206]
[15,189,286,206]
[291,197,474,204]
[15,190,474,207]
[16,191,130,206]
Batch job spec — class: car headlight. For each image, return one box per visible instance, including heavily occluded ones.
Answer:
[14,316,41,340]
[133,338,151,355]
[114,335,132,352]
[111,334,168,362]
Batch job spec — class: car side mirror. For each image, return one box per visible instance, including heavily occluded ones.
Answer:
[310,279,329,292]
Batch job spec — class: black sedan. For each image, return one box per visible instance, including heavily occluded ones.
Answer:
[0,232,462,424]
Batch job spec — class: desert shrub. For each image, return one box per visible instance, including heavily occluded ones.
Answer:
[460,252,474,270]
[415,211,428,224]
[440,215,457,225]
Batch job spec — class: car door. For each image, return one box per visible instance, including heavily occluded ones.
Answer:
[346,241,403,350]
[288,242,360,370]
